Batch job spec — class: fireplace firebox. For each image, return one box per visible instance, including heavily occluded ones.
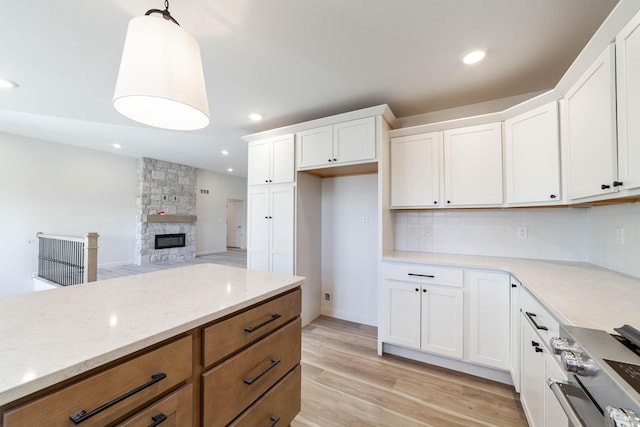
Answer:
[155,233,186,250]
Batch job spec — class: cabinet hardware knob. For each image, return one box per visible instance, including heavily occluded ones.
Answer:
[511,283,517,288]
[422,289,427,293]
[265,179,269,183]
[149,413,168,427]
[244,313,281,332]
[613,181,624,187]
[333,158,337,161]
[531,340,539,347]
[447,200,451,204]
[328,159,332,162]
[535,347,543,353]
[244,358,281,385]
[414,287,419,292]
[69,373,167,424]
[601,184,611,190]
[550,194,557,199]
[265,216,269,219]
[433,201,438,205]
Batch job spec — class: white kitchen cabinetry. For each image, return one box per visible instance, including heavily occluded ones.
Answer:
[382,262,463,359]
[466,270,510,370]
[510,276,521,392]
[247,134,295,186]
[390,132,441,208]
[505,102,561,204]
[443,122,503,206]
[296,117,375,169]
[616,11,640,191]
[564,44,618,200]
[520,315,546,427]
[247,183,294,275]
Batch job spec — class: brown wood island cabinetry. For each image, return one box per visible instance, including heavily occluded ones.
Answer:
[0,287,302,427]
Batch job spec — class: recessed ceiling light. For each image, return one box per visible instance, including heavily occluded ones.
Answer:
[221,150,229,155]
[112,143,123,149]
[0,78,19,89]
[463,50,486,65]
[227,168,233,173]
[249,113,263,121]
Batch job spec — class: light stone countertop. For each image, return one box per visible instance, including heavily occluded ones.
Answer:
[0,263,304,407]
[383,251,640,334]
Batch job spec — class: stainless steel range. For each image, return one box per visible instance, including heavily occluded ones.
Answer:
[548,324,640,427]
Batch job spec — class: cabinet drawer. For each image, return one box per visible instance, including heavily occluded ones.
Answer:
[202,318,301,427]
[383,262,463,287]
[4,336,192,427]
[203,289,301,367]
[117,384,192,427]
[520,287,560,346]
[229,365,301,427]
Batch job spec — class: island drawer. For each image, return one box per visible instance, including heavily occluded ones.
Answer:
[203,288,301,367]
[3,336,192,427]
[201,318,301,427]
[383,262,463,287]
[228,365,301,427]
[117,383,192,427]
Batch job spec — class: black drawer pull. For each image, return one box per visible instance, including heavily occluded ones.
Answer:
[269,415,281,427]
[525,312,549,331]
[408,273,435,278]
[244,358,280,385]
[535,347,543,353]
[149,413,168,427]
[531,340,539,347]
[244,313,282,332]
[69,372,167,424]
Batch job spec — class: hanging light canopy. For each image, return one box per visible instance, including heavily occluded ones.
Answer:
[113,1,210,131]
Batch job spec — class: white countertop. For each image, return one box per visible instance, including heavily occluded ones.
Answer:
[0,264,304,406]
[383,251,640,334]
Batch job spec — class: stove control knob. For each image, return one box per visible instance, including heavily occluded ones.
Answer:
[605,406,640,427]
[561,351,597,376]
[550,337,579,355]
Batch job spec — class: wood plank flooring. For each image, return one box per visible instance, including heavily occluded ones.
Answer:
[293,316,528,427]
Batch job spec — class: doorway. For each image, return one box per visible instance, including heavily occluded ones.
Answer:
[226,199,244,249]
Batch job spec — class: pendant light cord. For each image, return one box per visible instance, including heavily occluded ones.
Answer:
[144,0,180,26]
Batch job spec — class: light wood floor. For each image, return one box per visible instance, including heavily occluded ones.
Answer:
[293,316,528,427]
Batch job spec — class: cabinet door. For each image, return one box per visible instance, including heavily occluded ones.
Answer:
[247,186,270,272]
[333,116,376,165]
[443,122,503,206]
[296,125,333,169]
[390,132,441,208]
[382,280,421,349]
[617,12,640,191]
[467,271,510,370]
[505,102,561,204]
[247,139,271,186]
[565,44,618,200]
[269,184,295,275]
[520,313,545,427]
[421,286,463,359]
[270,134,295,184]
[510,276,521,393]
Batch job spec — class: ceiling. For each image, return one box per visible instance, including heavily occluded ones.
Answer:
[0,0,618,177]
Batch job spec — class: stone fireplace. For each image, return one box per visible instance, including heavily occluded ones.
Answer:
[135,158,197,265]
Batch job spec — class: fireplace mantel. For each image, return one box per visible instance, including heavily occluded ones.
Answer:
[143,215,197,223]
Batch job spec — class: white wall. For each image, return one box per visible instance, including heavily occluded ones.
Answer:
[394,208,589,261]
[196,170,247,255]
[321,174,378,326]
[0,133,138,296]
[587,203,640,278]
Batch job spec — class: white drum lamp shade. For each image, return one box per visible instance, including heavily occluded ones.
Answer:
[113,14,210,130]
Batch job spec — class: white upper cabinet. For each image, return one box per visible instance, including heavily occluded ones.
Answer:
[390,132,441,208]
[247,134,295,186]
[296,117,376,169]
[505,102,561,204]
[564,44,618,200]
[443,122,503,206]
[616,11,640,191]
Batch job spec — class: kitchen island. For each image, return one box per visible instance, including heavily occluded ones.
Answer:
[0,263,304,426]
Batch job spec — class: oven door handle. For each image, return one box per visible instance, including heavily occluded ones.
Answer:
[547,378,586,427]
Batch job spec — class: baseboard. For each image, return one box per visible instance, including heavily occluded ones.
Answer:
[320,306,377,327]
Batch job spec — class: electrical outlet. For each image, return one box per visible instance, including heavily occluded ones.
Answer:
[324,292,332,303]
[162,195,169,201]
[616,227,624,245]
[517,226,528,239]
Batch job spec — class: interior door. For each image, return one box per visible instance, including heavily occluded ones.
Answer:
[226,200,244,248]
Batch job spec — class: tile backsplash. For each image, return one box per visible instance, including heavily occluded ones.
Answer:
[394,203,640,278]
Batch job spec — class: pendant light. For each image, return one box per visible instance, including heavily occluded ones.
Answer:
[113,1,210,130]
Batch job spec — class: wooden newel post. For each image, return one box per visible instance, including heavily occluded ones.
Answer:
[84,232,99,283]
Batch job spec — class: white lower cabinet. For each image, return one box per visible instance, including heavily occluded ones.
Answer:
[466,270,511,370]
